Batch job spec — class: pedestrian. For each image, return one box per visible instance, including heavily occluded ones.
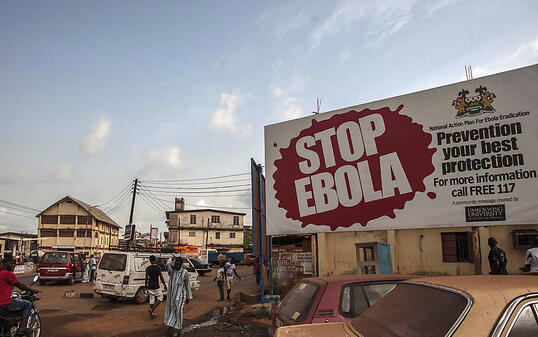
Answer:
[82,255,90,283]
[524,237,538,273]
[224,258,241,301]
[488,237,508,275]
[164,255,192,337]
[253,256,261,285]
[89,254,97,281]
[213,261,226,301]
[146,255,167,319]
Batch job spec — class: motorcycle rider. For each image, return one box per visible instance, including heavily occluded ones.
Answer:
[0,256,39,336]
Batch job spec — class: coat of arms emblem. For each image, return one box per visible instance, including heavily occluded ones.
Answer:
[452,86,496,118]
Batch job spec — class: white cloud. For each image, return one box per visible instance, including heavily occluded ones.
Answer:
[53,165,72,181]
[82,117,111,156]
[339,47,352,62]
[310,0,418,49]
[208,92,252,137]
[425,0,463,17]
[196,199,207,207]
[147,146,182,170]
[271,84,306,121]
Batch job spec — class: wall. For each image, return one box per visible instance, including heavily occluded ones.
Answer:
[315,224,538,277]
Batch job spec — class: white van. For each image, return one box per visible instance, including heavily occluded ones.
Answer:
[93,251,200,304]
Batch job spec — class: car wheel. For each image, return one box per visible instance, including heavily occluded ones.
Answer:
[134,287,148,304]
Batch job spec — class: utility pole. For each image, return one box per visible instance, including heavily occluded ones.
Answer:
[205,218,210,248]
[126,178,138,251]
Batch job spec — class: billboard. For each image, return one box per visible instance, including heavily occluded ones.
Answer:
[150,227,159,240]
[265,64,538,235]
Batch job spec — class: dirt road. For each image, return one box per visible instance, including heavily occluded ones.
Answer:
[26,266,270,337]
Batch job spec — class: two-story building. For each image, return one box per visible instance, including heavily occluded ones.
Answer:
[36,196,121,256]
[166,198,245,253]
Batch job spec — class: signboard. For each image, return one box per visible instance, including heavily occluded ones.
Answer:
[265,64,538,235]
[124,224,135,240]
[150,227,159,240]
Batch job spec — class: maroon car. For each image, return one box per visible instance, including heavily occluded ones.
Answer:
[272,274,413,332]
[38,251,84,285]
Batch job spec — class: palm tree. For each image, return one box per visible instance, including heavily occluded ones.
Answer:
[475,86,487,99]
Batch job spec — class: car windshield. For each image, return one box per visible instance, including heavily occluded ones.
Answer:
[41,252,67,264]
[351,283,469,337]
[278,281,321,322]
[99,253,127,271]
[191,259,204,266]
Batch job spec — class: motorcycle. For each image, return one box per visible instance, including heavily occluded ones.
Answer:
[0,275,41,337]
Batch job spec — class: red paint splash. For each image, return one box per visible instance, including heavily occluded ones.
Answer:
[273,106,436,230]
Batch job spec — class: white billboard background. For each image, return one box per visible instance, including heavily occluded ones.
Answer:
[265,64,538,235]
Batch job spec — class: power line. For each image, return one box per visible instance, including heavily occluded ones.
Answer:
[139,183,251,190]
[104,189,133,214]
[0,199,40,213]
[137,190,168,213]
[98,181,134,208]
[137,188,251,195]
[101,186,133,213]
[138,185,171,210]
[137,191,167,216]
[184,203,250,210]
[140,172,250,183]
[138,191,251,198]
[0,209,36,219]
[138,178,251,186]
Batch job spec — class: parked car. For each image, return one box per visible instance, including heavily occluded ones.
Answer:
[190,258,212,276]
[37,251,84,285]
[93,252,200,304]
[271,274,412,333]
[242,253,256,266]
[274,275,538,337]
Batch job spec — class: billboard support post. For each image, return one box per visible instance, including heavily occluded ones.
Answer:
[257,163,265,304]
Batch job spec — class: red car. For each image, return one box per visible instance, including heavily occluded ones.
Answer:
[38,251,84,285]
[271,274,413,333]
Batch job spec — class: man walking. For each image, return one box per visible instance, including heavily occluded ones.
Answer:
[488,237,508,275]
[146,255,167,319]
[213,261,225,301]
[165,255,192,337]
[224,258,241,301]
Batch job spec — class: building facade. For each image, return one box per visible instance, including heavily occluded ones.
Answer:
[312,224,538,277]
[36,196,121,256]
[166,198,245,253]
[0,232,38,260]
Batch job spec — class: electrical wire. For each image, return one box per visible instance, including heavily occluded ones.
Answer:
[104,188,133,214]
[137,185,171,210]
[137,190,168,213]
[138,178,251,185]
[139,183,251,191]
[0,200,40,213]
[98,181,134,208]
[135,188,251,195]
[101,186,134,213]
[140,172,250,183]
[0,209,36,219]
[137,191,167,216]
[184,203,250,210]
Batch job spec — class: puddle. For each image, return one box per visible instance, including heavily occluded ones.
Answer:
[182,306,230,333]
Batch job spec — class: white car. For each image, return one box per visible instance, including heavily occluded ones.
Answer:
[94,252,200,304]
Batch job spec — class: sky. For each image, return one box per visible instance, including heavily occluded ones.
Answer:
[1,0,537,236]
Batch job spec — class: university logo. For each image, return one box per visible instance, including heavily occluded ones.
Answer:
[452,85,496,118]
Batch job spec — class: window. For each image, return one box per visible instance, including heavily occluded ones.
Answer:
[95,231,98,238]
[340,283,397,318]
[76,229,89,237]
[190,215,196,224]
[40,229,57,237]
[77,216,92,224]
[279,281,321,322]
[41,252,67,264]
[508,304,538,337]
[230,233,236,238]
[42,215,58,224]
[189,232,196,237]
[59,229,74,237]
[211,215,220,223]
[441,232,474,262]
[60,215,76,224]
[233,216,239,225]
[351,283,470,337]
[215,232,220,239]
[99,253,127,271]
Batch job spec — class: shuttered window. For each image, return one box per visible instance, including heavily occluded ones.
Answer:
[60,215,75,224]
[77,216,92,224]
[42,215,58,224]
[441,232,474,262]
